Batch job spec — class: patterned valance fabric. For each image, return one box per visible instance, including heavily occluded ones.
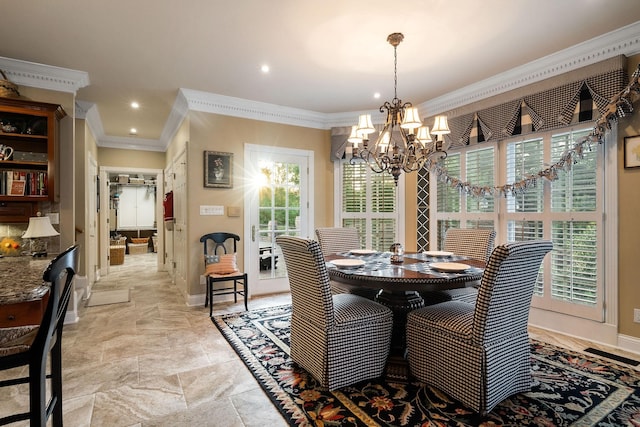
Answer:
[331,56,627,160]
[430,56,627,150]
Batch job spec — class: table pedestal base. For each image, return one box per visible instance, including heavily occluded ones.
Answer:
[384,355,412,383]
[376,289,424,382]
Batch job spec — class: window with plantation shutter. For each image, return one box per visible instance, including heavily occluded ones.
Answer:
[466,148,495,214]
[504,137,545,295]
[548,129,599,312]
[435,154,461,249]
[506,137,544,214]
[338,161,401,252]
[430,126,604,321]
[433,148,495,250]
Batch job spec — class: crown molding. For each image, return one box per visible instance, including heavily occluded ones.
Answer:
[419,20,640,116]
[180,89,330,129]
[0,56,89,93]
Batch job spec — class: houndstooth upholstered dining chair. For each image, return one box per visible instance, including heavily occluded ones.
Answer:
[315,227,361,257]
[406,240,552,415]
[315,227,378,299]
[276,235,393,390]
[423,228,496,305]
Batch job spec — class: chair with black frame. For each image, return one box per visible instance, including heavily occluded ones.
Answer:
[0,244,79,426]
[200,232,248,316]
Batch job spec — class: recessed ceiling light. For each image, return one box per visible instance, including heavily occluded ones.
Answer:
[131,101,140,109]
[374,92,381,99]
[129,128,137,135]
[261,64,270,73]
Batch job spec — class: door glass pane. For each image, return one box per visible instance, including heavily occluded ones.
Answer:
[258,160,301,279]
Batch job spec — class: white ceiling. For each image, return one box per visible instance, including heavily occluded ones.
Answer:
[1,1,639,150]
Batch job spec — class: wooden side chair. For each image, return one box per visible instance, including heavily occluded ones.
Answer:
[200,232,248,316]
[0,244,79,426]
[276,235,393,390]
[407,240,552,414]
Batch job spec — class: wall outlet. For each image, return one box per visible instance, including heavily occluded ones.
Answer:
[634,309,640,323]
[200,275,206,285]
[199,205,224,216]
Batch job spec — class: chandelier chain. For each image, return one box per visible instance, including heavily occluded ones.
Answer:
[393,43,398,101]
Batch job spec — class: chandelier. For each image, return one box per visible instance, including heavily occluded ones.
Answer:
[348,33,451,185]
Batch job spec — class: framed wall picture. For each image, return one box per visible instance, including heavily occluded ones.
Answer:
[204,151,233,188]
[624,135,640,169]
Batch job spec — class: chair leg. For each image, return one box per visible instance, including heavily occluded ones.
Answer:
[208,279,213,317]
[233,280,238,303]
[51,336,63,426]
[29,355,47,427]
[243,274,248,311]
[204,280,209,307]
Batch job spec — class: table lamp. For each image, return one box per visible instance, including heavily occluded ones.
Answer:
[22,213,59,257]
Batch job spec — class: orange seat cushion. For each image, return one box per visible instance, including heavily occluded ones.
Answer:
[205,254,239,275]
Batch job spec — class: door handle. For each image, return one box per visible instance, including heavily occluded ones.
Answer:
[252,225,256,242]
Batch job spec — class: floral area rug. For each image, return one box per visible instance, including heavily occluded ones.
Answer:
[212,305,640,426]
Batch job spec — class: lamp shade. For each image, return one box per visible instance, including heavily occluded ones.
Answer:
[400,107,422,130]
[23,216,59,238]
[347,125,363,145]
[356,114,375,135]
[415,126,432,143]
[431,115,451,135]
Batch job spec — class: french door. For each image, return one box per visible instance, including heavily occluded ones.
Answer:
[244,144,313,295]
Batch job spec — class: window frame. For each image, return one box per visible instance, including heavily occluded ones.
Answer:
[334,160,405,250]
[430,125,615,324]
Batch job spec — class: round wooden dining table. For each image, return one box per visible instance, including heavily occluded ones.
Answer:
[326,250,485,381]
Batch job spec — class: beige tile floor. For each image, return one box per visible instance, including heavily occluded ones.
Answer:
[1,252,639,426]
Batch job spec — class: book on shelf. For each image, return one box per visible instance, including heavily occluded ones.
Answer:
[0,170,47,196]
[9,179,25,196]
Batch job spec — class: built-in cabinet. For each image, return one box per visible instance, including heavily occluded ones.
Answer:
[0,97,65,222]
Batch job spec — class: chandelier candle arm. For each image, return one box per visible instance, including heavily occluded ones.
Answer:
[349,32,450,186]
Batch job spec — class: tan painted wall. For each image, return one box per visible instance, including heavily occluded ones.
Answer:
[97,146,166,169]
[184,112,332,296]
[74,118,86,274]
[617,54,640,337]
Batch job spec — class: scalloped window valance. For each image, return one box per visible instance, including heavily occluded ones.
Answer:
[429,56,627,150]
[331,56,626,161]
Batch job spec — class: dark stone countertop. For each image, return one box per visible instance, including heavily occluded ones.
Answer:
[0,256,50,304]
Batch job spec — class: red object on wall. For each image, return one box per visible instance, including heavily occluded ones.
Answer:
[163,191,174,221]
